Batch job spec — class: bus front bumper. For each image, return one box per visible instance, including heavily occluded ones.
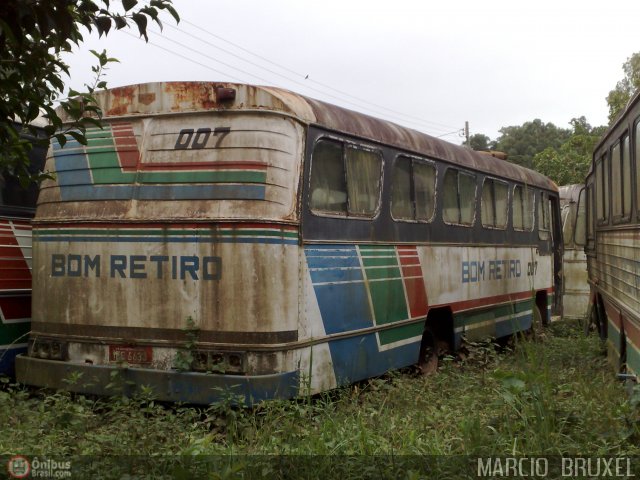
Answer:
[15,355,299,405]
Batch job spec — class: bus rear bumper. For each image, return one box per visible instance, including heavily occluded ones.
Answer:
[15,355,299,405]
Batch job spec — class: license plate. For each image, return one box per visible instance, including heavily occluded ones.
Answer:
[109,345,153,365]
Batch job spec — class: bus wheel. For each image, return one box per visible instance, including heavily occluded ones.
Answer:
[418,328,438,375]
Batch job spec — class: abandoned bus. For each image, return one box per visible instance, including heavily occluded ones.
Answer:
[585,89,640,377]
[0,122,47,374]
[16,82,562,403]
[559,184,589,320]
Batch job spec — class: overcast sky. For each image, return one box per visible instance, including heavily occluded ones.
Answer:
[61,0,640,144]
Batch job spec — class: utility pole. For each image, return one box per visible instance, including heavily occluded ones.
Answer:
[464,121,470,147]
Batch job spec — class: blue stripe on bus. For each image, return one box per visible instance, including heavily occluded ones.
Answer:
[327,333,420,385]
[304,246,359,257]
[313,283,373,334]
[306,255,361,269]
[0,346,27,375]
[309,267,364,284]
[55,184,266,201]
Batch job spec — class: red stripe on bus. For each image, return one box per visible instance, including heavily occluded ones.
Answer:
[436,290,547,313]
[112,122,140,170]
[0,297,31,321]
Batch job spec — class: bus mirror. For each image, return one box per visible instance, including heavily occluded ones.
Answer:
[574,187,587,246]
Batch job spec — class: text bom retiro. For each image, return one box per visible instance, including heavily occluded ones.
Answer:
[50,254,222,280]
[462,259,538,283]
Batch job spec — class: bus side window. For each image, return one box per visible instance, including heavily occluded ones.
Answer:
[481,178,508,229]
[512,184,533,231]
[391,156,436,222]
[309,138,383,217]
[596,153,610,223]
[443,168,476,226]
[310,139,347,214]
[636,121,640,221]
[622,135,631,220]
[538,191,550,240]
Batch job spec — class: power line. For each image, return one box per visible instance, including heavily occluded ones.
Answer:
[121,21,463,138]
[177,20,460,133]
[120,30,245,83]
[146,25,456,136]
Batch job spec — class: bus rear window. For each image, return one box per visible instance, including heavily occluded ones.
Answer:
[443,168,476,226]
[309,139,382,217]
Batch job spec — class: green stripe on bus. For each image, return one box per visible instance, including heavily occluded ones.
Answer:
[369,279,408,326]
[378,322,424,345]
[365,266,402,280]
[361,256,398,267]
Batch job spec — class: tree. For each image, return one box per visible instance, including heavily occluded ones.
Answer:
[492,119,571,169]
[532,117,606,185]
[465,133,493,151]
[0,0,179,184]
[606,52,640,124]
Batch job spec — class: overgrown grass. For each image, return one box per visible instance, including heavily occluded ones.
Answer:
[1,321,638,461]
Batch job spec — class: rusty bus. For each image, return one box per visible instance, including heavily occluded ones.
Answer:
[584,90,640,377]
[16,82,562,403]
[0,122,47,374]
[559,184,589,320]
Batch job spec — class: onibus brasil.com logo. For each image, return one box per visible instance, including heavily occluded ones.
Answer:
[7,456,71,479]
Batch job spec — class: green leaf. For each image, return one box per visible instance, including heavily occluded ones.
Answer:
[94,16,112,36]
[122,0,138,12]
[132,13,148,40]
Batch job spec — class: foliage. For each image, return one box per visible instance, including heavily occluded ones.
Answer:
[465,133,493,151]
[532,117,607,185]
[1,321,638,477]
[606,52,640,124]
[0,0,179,184]
[492,119,571,169]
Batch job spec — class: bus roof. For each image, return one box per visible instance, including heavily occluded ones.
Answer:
[88,81,557,191]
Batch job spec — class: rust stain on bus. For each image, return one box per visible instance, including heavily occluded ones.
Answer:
[106,85,137,116]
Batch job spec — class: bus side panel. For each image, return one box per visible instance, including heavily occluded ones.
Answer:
[595,231,640,373]
[624,317,640,376]
[299,243,552,386]
[423,245,552,347]
[302,244,425,386]
[0,218,32,374]
[562,247,589,320]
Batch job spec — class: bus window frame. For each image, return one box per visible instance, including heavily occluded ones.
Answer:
[611,133,632,224]
[596,153,610,226]
[635,118,640,222]
[390,154,437,224]
[538,191,551,241]
[480,176,509,230]
[512,183,534,232]
[442,167,477,227]
[308,136,384,220]
[574,186,587,247]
